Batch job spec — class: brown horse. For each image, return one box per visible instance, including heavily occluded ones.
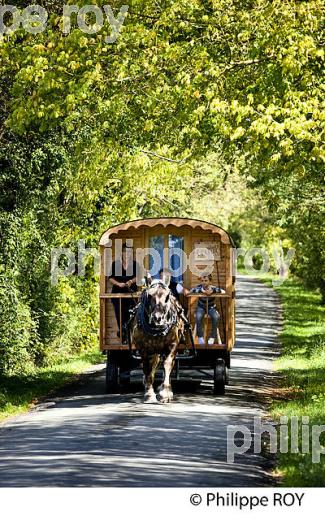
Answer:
[130,273,185,403]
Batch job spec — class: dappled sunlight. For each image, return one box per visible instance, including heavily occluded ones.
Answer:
[0,276,281,487]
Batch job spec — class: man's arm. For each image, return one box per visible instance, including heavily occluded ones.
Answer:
[110,277,126,289]
[126,277,137,287]
[108,261,126,288]
[212,286,226,294]
[176,282,186,295]
[125,261,139,287]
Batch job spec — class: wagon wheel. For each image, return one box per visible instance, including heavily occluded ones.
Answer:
[224,352,230,384]
[213,359,226,395]
[224,365,229,385]
[105,351,119,393]
[119,352,131,386]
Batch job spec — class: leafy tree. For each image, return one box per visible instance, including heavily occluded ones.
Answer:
[0,0,324,373]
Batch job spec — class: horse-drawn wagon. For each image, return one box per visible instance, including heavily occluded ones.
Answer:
[99,218,235,399]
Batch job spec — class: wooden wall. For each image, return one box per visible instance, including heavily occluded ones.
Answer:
[100,224,235,351]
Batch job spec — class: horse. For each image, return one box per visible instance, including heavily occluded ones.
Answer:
[129,273,185,403]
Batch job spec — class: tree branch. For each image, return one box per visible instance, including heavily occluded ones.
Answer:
[224,57,276,71]
[139,149,192,165]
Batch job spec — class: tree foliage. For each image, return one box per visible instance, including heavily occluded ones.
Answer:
[0,0,324,373]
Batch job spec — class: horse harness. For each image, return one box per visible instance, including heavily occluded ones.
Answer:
[126,281,195,347]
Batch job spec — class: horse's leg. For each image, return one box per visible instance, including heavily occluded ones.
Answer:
[159,347,176,403]
[143,352,160,403]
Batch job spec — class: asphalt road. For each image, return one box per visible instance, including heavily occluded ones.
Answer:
[0,276,281,487]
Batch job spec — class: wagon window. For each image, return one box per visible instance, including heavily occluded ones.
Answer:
[149,235,164,277]
[148,233,184,281]
[169,235,184,282]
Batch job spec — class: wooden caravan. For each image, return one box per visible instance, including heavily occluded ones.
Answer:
[99,218,236,393]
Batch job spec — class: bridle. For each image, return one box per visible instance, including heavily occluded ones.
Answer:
[137,281,178,337]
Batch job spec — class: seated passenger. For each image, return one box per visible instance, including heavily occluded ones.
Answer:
[189,273,225,345]
[109,244,138,343]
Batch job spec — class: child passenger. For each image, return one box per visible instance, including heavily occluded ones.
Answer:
[189,273,225,345]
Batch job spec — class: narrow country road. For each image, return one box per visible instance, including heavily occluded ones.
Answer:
[0,276,282,487]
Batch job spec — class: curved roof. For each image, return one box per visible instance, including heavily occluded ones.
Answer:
[99,217,234,246]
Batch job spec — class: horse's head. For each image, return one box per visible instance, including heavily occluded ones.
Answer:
[144,273,173,329]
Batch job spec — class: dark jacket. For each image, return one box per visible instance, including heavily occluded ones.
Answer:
[109,260,138,293]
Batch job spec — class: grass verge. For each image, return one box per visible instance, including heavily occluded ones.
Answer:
[254,272,325,486]
[0,349,104,422]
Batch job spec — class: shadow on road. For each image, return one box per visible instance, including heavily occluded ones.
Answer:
[0,276,281,487]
